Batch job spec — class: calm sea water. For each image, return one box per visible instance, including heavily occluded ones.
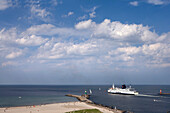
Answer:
[0,85,170,113]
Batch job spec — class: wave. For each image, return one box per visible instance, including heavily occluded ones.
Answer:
[136,94,161,98]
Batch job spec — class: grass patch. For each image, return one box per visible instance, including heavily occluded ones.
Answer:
[66,109,102,113]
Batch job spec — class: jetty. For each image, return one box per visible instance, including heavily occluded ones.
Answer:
[159,89,170,95]
[66,94,92,103]
[159,93,170,95]
[66,94,128,113]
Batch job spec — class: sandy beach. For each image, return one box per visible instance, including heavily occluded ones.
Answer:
[0,101,120,113]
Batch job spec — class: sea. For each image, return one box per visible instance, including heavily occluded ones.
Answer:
[0,85,170,113]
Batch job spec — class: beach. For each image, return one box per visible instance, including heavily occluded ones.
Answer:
[0,101,120,113]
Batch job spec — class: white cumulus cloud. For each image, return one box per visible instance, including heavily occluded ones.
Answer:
[147,0,164,5]
[25,24,56,35]
[5,50,23,59]
[0,18,170,69]
[35,39,98,59]
[30,4,50,21]
[75,19,158,43]
[16,35,48,46]
[117,46,141,55]
[0,0,12,10]
[25,24,88,37]
[62,11,74,17]
[129,1,138,6]
[75,19,95,30]
[109,42,170,66]
[0,28,17,41]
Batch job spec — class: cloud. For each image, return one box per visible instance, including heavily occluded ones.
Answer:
[5,50,23,59]
[0,19,170,69]
[50,0,62,6]
[117,46,141,55]
[25,24,56,35]
[1,61,17,67]
[80,6,97,18]
[68,12,74,16]
[16,35,48,46]
[25,24,88,37]
[109,42,170,67]
[75,19,159,43]
[77,15,87,20]
[89,12,96,18]
[31,5,50,18]
[50,0,58,6]
[0,28,18,46]
[71,19,169,68]
[114,43,167,57]
[151,63,170,68]
[35,39,97,59]
[129,0,168,5]
[0,28,17,40]
[62,11,74,17]
[29,1,51,22]
[32,30,170,68]
[0,0,12,10]
[75,19,95,30]
[147,0,164,5]
[89,6,97,18]
[129,1,138,6]
[0,27,48,46]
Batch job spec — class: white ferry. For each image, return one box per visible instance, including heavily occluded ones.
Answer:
[108,83,139,95]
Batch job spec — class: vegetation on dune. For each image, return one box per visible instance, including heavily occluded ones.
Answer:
[66,109,102,113]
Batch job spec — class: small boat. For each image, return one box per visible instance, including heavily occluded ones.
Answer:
[89,89,92,94]
[108,83,139,95]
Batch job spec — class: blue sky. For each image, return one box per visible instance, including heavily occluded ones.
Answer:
[0,0,170,85]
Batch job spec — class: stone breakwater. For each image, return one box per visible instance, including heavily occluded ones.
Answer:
[65,94,131,113]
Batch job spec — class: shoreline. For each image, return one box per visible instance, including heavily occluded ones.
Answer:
[0,101,121,113]
[0,94,126,113]
[0,100,78,109]
[0,99,78,108]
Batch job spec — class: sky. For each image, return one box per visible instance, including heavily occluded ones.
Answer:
[0,0,170,85]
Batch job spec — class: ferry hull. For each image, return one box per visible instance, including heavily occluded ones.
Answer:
[108,89,139,95]
[108,92,137,95]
